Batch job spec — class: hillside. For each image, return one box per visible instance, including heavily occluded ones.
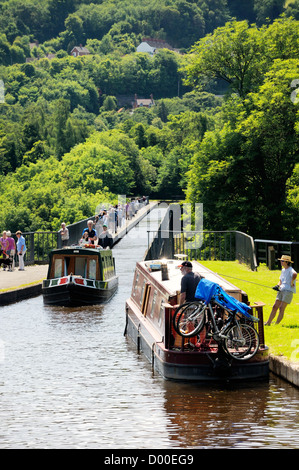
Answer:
[0,0,298,239]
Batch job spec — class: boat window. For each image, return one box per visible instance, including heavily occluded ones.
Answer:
[64,257,71,276]
[102,255,113,280]
[140,279,146,307]
[75,257,86,277]
[54,258,63,278]
[141,283,151,316]
[88,259,97,280]
[150,290,157,318]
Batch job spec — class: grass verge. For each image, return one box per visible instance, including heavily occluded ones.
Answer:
[198,260,299,362]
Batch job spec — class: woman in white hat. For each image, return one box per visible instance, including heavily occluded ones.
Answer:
[265,255,297,325]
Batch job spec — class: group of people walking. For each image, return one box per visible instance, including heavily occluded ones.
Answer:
[58,197,149,249]
[0,230,26,271]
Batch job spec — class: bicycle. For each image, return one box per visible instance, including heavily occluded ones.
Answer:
[173,293,260,361]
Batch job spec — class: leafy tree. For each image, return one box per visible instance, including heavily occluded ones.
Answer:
[184,20,264,98]
[0,34,11,66]
[226,0,255,22]
[185,17,299,98]
[254,0,285,25]
[285,0,299,19]
[186,59,299,238]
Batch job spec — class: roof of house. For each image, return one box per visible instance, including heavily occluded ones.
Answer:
[136,99,154,106]
[71,46,90,53]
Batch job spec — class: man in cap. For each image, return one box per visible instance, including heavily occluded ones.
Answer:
[178,260,203,305]
[265,255,297,325]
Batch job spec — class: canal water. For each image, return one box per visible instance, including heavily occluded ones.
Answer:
[1,208,299,449]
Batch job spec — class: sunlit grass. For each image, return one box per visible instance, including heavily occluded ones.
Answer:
[198,260,299,362]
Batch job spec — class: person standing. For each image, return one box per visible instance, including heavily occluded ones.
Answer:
[16,230,26,271]
[6,231,16,271]
[98,224,113,249]
[265,255,297,325]
[0,231,10,270]
[58,222,69,247]
[82,220,97,244]
[177,260,205,347]
[178,260,203,305]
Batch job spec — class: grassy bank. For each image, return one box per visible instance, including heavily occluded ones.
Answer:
[198,260,299,362]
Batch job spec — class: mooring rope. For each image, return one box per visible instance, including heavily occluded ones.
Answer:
[216,273,275,290]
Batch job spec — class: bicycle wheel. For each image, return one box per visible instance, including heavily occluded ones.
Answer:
[172,302,193,333]
[172,302,203,333]
[223,324,259,361]
[176,302,206,337]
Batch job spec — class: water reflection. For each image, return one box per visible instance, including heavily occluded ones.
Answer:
[161,377,299,448]
[1,208,299,448]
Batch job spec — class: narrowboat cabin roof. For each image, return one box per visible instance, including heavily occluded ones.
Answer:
[135,258,246,302]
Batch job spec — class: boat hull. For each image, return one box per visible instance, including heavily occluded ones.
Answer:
[125,307,269,382]
[42,277,118,307]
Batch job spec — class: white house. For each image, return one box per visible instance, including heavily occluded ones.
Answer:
[136,37,178,56]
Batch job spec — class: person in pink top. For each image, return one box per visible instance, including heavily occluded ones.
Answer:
[6,231,16,271]
[0,231,10,270]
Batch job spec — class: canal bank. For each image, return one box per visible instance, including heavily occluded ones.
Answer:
[270,355,299,388]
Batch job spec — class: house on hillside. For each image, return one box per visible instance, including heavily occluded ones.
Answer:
[70,46,90,57]
[136,37,179,56]
[133,94,155,109]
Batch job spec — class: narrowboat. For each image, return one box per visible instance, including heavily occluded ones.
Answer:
[42,245,118,306]
[125,258,269,382]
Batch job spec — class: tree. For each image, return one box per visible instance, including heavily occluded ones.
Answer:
[186,59,299,239]
[65,14,84,44]
[185,17,299,98]
[254,0,285,25]
[0,34,11,66]
[184,20,264,98]
[52,98,70,158]
[285,0,299,20]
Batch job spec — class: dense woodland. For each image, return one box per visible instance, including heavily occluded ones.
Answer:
[0,0,298,240]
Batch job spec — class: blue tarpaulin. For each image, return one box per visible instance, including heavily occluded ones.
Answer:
[195,278,256,320]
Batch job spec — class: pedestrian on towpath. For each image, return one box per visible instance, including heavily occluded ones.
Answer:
[265,255,297,325]
[16,230,26,271]
[6,231,16,271]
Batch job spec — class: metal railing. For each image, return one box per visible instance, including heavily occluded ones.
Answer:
[11,231,59,265]
[7,197,150,266]
[145,229,257,270]
[255,239,299,271]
